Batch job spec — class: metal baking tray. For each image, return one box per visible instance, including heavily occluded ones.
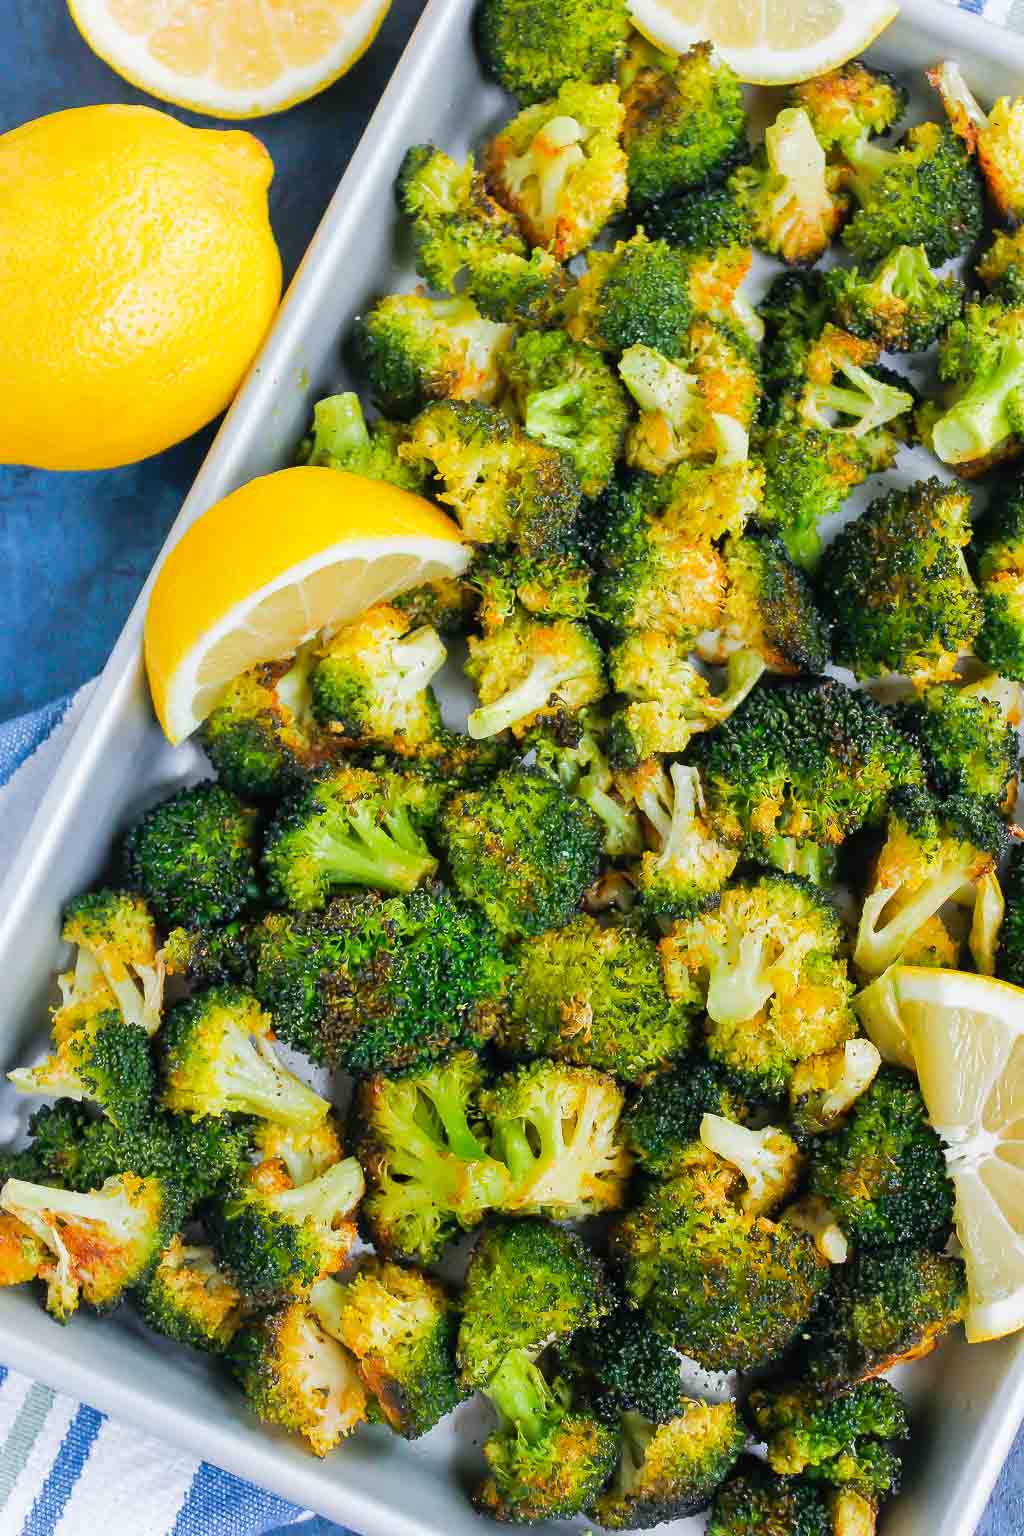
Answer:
[2,1,1024,1531]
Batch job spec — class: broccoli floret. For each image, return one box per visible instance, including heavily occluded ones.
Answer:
[199,649,332,804]
[485,82,628,259]
[532,708,644,858]
[618,760,740,919]
[698,531,831,676]
[841,120,984,264]
[296,392,432,495]
[8,997,153,1132]
[659,873,855,1098]
[708,1457,832,1536]
[853,787,1008,977]
[5,1102,94,1190]
[61,889,162,1036]
[440,767,601,937]
[500,912,694,1081]
[470,544,591,631]
[642,182,762,344]
[607,632,765,768]
[309,1260,462,1438]
[565,1305,683,1426]
[355,1051,511,1264]
[596,1396,746,1530]
[475,1348,619,1522]
[261,765,439,910]
[228,1294,366,1455]
[891,677,1019,807]
[751,413,885,572]
[501,329,630,498]
[612,1157,828,1371]
[802,1246,967,1391]
[159,986,329,1129]
[621,38,747,208]
[482,1059,632,1219]
[977,227,1024,306]
[788,61,907,152]
[819,478,981,683]
[691,676,925,857]
[758,268,832,402]
[251,888,506,1073]
[138,1236,243,1352]
[160,919,253,991]
[998,844,1024,986]
[309,603,446,755]
[566,232,695,357]
[623,1055,750,1179]
[731,108,848,266]
[353,295,512,420]
[824,245,964,353]
[252,1115,343,1188]
[395,143,525,292]
[783,323,915,442]
[973,481,1024,679]
[699,1114,803,1215]
[0,1212,46,1290]
[619,327,762,477]
[929,60,1024,223]
[923,298,1024,472]
[393,575,478,636]
[788,1039,883,1139]
[209,1157,363,1304]
[476,0,630,104]
[121,784,260,931]
[0,1171,172,1322]
[400,399,582,553]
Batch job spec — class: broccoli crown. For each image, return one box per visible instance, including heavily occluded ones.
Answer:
[623,1056,750,1179]
[925,298,1024,472]
[440,768,601,939]
[469,544,591,632]
[531,707,644,859]
[160,985,328,1131]
[803,1246,967,1392]
[199,652,328,804]
[392,576,478,636]
[138,1236,243,1353]
[998,844,1024,987]
[400,399,582,554]
[758,268,832,402]
[8,1101,94,1189]
[261,765,440,911]
[660,873,855,1098]
[297,391,432,494]
[691,676,925,854]
[644,179,754,254]
[612,1159,828,1371]
[824,244,964,353]
[251,888,507,1074]
[121,782,260,931]
[566,1305,683,1425]
[318,1260,462,1438]
[395,144,525,293]
[973,479,1024,680]
[501,329,630,498]
[749,1376,908,1491]
[566,233,695,357]
[61,888,163,1038]
[500,912,693,1081]
[209,1157,362,1304]
[718,531,832,676]
[9,1002,154,1131]
[892,681,1018,805]
[465,609,606,740]
[353,295,511,420]
[485,81,628,260]
[476,0,630,104]
[788,61,907,151]
[751,413,881,572]
[309,604,446,754]
[457,1217,609,1389]
[475,1350,619,1522]
[808,1066,954,1251]
[977,227,1024,308]
[355,1051,511,1264]
[842,120,984,265]
[707,1456,831,1536]
[731,107,848,267]
[618,760,740,921]
[622,40,747,208]
[161,919,253,990]
[596,1397,746,1530]
[466,244,570,329]
[228,1297,366,1456]
[482,1058,632,1219]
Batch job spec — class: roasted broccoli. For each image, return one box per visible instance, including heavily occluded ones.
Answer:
[787,60,907,152]
[733,106,849,266]
[607,631,765,768]
[596,1396,745,1530]
[60,888,162,1036]
[922,298,1024,473]
[138,1236,243,1353]
[750,1376,908,1487]
[354,295,512,419]
[296,391,432,494]
[619,328,761,477]
[621,37,747,208]
[929,60,1024,223]
[824,245,964,353]
[977,226,1024,306]
[699,1113,803,1215]
[698,531,831,676]
[891,677,1019,808]
[565,1305,683,1426]
[309,603,446,754]
[532,708,644,858]
[973,481,1024,678]
[121,783,260,931]
[9,995,154,1131]
[476,0,630,104]
[617,760,740,920]
[199,650,334,804]
[470,544,591,631]
[465,609,606,740]
[565,232,695,358]
[788,1039,883,1140]
[707,1456,832,1536]
[840,120,984,264]
[393,575,478,636]
[395,142,524,291]
[622,1055,750,1179]
[250,888,507,1074]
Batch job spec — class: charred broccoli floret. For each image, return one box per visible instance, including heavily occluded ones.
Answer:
[998,843,1024,986]
[354,295,511,420]
[566,1305,682,1426]
[731,108,848,266]
[707,1457,832,1536]
[808,1066,955,1250]
[355,1051,512,1264]
[485,82,628,259]
[824,245,964,353]
[596,1396,745,1530]
[612,1156,828,1371]
[138,1236,243,1353]
[159,986,329,1129]
[699,531,831,676]
[699,1114,803,1215]
[922,298,1024,473]
[623,1055,749,1179]
[500,913,693,1081]
[296,392,432,494]
[749,1377,908,1490]
[121,783,260,931]
[616,760,739,919]
[393,575,478,636]
[891,677,1019,807]
[440,767,601,938]
[819,478,981,683]
[8,994,153,1132]
[619,326,762,476]
[250,889,507,1074]
[470,544,591,630]
[465,610,606,740]
[199,649,333,804]
[501,329,630,498]
[788,1039,882,1140]
[457,1216,609,1389]
[252,1116,343,1189]
[160,919,252,989]
[973,481,1024,679]
[607,632,765,768]
[841,120,984,265]
[565,232,695,358]
[60,888,162,1036]
[621,38,747,208]
[395,143,525,291]
[476,0,630,105]
[929,60,1024,223]
[787,60,907,152]
[532,708,643,859]
[309,603,446,754]
[642,181,762,343]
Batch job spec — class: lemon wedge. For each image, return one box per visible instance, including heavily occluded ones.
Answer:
[144,467,470,745]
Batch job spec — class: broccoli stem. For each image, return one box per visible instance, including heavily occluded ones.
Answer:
[267,1158,364,1228]
[854,861,981,976]
[486,1348,560,1443]
[417,1078,490,1163]
[275,641,318,722]
[931,339,1024,462]
[311,810,439,895]
[651,764,701,873]
[807,364,913,438]
[468,658,582,738]
[704,929,780,1024]
[389,628,448,700]
[309,393,371,461]
[308,1274,347,1341]
[615,1412,657,1496]
[218,1030,329,1129]
[524,381,584,456]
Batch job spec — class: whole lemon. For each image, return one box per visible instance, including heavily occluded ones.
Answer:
[0,104,282,471]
